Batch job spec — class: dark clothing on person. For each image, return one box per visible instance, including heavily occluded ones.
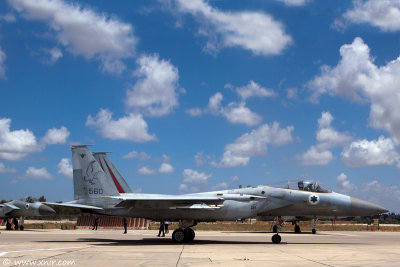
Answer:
[157,221,165,237]
[6,219,12,230]
[165,221,169,234]
[92,216,98,230]
[123,217,127,234]
[13,218,18,231]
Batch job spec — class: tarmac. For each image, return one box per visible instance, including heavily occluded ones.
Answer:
[1,229,399,266]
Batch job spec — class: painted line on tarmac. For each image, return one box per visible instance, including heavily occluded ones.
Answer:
[0,246,90,257]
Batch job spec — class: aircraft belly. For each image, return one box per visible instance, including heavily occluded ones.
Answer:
[104,200,258,221]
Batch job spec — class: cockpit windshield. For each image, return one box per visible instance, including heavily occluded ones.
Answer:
[298,181,331,193]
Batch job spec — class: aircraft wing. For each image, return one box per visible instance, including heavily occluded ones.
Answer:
[44,202,104,211]
[1,203,21,215]
[103,193,266,210]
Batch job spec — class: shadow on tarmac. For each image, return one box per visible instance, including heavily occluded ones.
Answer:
[34,238,359,246]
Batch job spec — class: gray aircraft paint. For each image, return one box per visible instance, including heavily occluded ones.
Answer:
[46,146,387,222]
[0,200,55,218]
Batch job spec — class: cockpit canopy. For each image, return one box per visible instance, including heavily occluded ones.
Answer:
[298,181,331,193]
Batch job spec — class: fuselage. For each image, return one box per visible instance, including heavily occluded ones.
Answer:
[75,185,387,221]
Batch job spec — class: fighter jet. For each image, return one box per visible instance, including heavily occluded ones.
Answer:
[0,200,55,230]
[46,146,387,244]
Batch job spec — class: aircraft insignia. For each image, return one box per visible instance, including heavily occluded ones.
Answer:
[308,194,319,205]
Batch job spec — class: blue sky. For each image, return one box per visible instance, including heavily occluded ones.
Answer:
[1,0,400,212]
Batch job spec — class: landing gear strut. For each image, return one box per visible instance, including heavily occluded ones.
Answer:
[271,216,284,244]
[311,218,317,234]
[172,220,197,243]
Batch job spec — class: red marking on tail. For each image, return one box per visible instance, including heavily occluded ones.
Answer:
[99,160,104,171]
[105,161,125,193]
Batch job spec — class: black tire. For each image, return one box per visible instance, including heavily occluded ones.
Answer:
[19,225,24,231]
[272,225,278,233]
[312,229,316,234]
[185,228,195,242]
[271,234,281,244]
[294,225,301,233]
[172,229,186,243]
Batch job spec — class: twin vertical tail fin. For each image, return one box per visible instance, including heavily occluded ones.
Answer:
[72,146,120,201]
[93,152,132,193]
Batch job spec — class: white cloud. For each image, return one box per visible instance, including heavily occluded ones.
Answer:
[230,175,239,181]
[299,112,351,165]
[299,146,333,166]
[0,162,16,173]
[221,122,294,167]
[172,0,292,55]
[236,80,276,101]
[342,136,400,168]
[335,0,400,32]
[222,102,262,126]
[182,169,211,185]
[57,158,72,178]
[138,163,174,175]
[336,173,356,193]
[24,166,53,180]
[275,0,311,7]
[125,54,181,117]
[0,47,6,79]
[286,87,298,100]
[308,37,400,144]
[8,0,136,74]
[86,109,157,142]
[159,163,174,173]
[194,152,208,166]
[0,13,16,22]
[122,150,151,160]
[138,166,157,175]
[211,182,229,190]
[43,47,63,64]
[41,126,70,145]
[0,118,41,161]
[188,91,263,126]
[185,108,203,116]
[179,183,199,194]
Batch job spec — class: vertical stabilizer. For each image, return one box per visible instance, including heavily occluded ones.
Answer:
[93,152,132,193]
[72,146,119,201]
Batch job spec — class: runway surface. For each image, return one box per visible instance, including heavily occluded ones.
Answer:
[1,229,399,266]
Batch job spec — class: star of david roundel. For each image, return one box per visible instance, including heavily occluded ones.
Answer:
[308,194,319,205]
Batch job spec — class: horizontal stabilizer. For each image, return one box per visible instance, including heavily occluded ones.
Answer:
[44,202,104,211]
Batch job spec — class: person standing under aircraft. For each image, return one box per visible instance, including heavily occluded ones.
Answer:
[13,218,18,230]
[92,216,98,230]
[123,217,127,234]
[157,221,165,237]
[6,219,11,230]
[165,221,169,234]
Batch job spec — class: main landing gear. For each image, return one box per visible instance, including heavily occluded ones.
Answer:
[271,216,285,244]
[172,220,197,243]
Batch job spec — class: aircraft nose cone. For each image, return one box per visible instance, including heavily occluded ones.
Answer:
[350,197,388,216]
[39,204,56,215]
